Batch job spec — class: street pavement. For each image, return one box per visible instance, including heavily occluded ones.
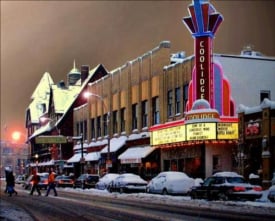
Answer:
[0,198,34,221]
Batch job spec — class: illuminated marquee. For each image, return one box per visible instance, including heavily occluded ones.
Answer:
[151,125,186,145]
[217,123,238,139]
[150,121,238,145]
[186,123,216,141]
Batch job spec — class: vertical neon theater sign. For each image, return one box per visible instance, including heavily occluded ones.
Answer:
[183,0,235,117]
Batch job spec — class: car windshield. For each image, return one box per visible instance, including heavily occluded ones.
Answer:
[226,177,246,184]
[88,176,99,181]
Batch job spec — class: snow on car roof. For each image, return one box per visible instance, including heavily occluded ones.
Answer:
[159,171,190,179]
[213,172,242,177]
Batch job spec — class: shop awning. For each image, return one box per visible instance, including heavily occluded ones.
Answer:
[118,146,155,164]
[39,160,55,166]
[85,152,100,162]
[100,136,127,154]
[67,153,86,163]
[63,164,74,168]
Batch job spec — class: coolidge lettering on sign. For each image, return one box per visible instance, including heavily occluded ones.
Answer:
[195,36,211,102]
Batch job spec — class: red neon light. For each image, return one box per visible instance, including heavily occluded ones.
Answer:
[195,36,211,102]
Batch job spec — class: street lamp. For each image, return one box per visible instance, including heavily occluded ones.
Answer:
[72,134,84,175]
[84,89,111,170]
[34,154,39,172]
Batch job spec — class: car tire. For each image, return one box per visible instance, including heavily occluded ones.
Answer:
[162,189,168,195]
[190,191,197,199]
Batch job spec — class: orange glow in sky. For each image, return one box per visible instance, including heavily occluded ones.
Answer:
[12,131,21,141]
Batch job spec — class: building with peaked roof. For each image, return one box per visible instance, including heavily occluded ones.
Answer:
[25,63,109,174]
[25,72,54,133]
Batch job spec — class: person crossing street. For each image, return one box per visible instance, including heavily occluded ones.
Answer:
[30,170,41,196]
[45,168,57,197]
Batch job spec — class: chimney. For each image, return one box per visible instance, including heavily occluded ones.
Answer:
[81,65,89,84]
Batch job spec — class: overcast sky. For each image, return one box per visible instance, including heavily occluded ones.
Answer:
[1,0,275,140]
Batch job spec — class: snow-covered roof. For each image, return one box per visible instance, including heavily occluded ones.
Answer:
[118,146,155,164]
[213,171,242,177]
[28,122,53,140]
[67,153,86,163]
[89,139,108,148]
[30,72,54,100]
[73,141,89,150]
[128,132,150,141]
[55,64,107,127]
[238,98,275,114]
[27,72,54,123]
[100,136,127,153]
[85,152,100,162]
[52,85,81,114]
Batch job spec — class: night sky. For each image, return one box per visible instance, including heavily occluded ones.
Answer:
[1,0,275,140]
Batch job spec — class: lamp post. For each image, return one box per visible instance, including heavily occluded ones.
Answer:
[34,154,39,172]
[72,134,84,175]
[84,90,111,170]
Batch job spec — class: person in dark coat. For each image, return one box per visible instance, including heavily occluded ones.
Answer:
[6,171,18,196]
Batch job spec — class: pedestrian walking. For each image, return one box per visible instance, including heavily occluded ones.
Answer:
[30,170,41,196]
[6,170,18,196]
[45,168,57,197]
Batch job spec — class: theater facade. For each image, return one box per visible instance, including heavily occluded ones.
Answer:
[150,0,239,178]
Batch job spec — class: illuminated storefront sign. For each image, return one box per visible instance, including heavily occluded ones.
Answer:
[196,37,211,101]
[151,125,185,145]
[185,112,219,121]
[217,123,238,139]
[151,122,238,145]
[186,123,216,141]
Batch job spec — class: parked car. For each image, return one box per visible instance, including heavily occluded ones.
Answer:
[108,173,147,193]
[23,173,49,190]
[15,175,26,184]
[74,174,99,189]
[146,171,195,195]
[95,173,120,190]
[267,185,275,202]
[54,175,74,188]
[190,172,262,201]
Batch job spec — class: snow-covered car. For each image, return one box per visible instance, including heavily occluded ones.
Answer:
[95,173,119,190]
[108,173,147,193]
[190,172,262,201]
[267,185,275,202]
[146,171,195,195]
